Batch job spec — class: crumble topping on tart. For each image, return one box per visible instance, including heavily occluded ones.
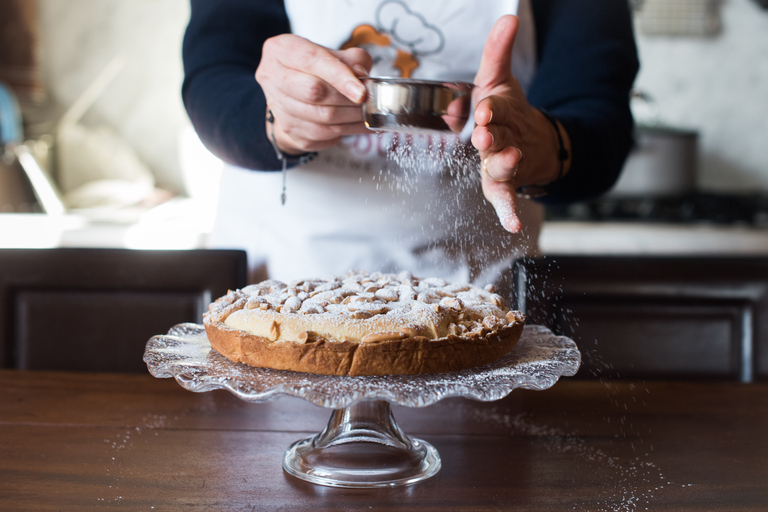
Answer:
[204,270,525,376]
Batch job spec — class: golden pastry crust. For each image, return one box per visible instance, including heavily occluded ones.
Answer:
[203,270,525,376]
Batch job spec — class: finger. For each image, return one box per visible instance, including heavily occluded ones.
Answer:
[266,67,361,107]
[471,123,519,153]
[275,92,365,125]
[277,116,369,146]
[266,35,368,104]
[473,94,517,129]
[471,124,494,153]
[291,119,370,142]
[272,121,345,154]
[294,48,367,103]
[474,15,519,89]
[481,146,523,182]
[442,114,467,134]
[270,106,369,152]
[481,178,522,233]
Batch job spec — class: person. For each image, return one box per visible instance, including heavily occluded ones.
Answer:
[182,0,639,284]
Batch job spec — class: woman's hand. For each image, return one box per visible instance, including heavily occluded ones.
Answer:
[256,34,373,155]
[471,15,571,233]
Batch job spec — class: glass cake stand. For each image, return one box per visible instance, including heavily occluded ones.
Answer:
[144,323,580,488]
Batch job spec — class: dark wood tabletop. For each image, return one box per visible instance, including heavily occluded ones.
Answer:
[1,369,766,511]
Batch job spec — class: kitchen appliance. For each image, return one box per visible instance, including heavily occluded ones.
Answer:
[608,89,699,198]
[0,81,64,214]
[362,77,474,134]
[545,192,768,228]
[609,124,699,197]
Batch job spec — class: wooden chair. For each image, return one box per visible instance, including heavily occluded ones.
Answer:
[508,256,768,382]
[0,248,247,372]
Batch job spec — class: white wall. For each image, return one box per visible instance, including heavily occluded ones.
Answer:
[37,0,190,194]
[633,0,768,192]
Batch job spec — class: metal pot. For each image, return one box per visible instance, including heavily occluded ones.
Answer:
[362,77,474,134]
[609,124,698,197]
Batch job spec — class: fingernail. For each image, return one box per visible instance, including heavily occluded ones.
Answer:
[346,81,366,103]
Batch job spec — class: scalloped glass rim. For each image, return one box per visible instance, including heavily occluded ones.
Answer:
[144,323,581,409]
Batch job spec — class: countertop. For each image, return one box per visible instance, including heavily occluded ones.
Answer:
[541,221,768,255]
[1,369,766,511]
[5,207,768,256]
[0,198,214,250]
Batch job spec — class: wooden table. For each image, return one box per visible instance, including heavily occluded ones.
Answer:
[1,370,766,511]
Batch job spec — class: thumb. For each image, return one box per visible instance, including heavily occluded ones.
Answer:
[474,15,519,89]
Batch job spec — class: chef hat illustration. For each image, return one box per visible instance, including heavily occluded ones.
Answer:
[376,0,444,56]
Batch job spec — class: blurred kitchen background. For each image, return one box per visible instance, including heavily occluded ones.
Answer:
[1,0,768,253]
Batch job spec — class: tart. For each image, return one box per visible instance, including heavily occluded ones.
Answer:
[203,270,525,376]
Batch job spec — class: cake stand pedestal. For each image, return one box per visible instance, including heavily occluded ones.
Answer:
[283,399,440,487]
[144,324,580,488]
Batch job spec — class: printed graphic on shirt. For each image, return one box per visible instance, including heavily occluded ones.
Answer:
[340,0,444,78]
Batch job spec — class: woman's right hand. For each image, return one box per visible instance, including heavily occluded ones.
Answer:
[256,34,373,155]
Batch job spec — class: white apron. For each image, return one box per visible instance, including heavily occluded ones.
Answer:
[208,0,542,284]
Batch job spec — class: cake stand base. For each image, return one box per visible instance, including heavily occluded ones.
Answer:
[282,400,440,488]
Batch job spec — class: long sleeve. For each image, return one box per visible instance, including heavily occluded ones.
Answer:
[182,0,289,170]
[528,0,639,204]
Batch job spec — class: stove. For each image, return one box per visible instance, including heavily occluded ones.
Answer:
[545,193,768,228]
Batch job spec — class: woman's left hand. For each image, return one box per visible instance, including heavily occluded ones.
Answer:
[471,15,570,233]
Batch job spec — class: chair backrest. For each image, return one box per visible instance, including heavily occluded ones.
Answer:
[509,256,768,382]
[0,248,247,372]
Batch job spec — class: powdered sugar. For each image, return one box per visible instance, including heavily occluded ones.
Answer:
[210,270,516,342]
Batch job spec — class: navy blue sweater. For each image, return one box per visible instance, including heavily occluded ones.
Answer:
[182,0,639,204]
